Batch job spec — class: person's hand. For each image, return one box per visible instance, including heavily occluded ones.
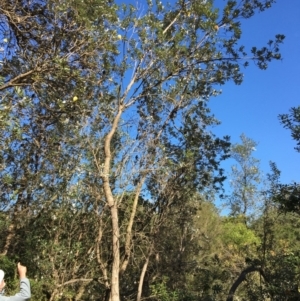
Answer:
[17,262,27,279]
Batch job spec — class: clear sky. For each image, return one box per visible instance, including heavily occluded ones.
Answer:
[209,0,300,185]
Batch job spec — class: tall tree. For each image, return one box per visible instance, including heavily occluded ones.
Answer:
[227,134,262,218]
[0,0,285,300]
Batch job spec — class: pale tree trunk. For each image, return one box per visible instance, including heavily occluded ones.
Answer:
[49,288,59,301]
[109,204,120,301]
[99,104,124,301]
[136,244,153,301]
[120,178,145,274]
[75,286,85,301]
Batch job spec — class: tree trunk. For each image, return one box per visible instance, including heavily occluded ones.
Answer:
[101,105,124,301]
[121,178,145,274]
[137,244,153,301]
[226,265,265,301]
[110,204,120,301]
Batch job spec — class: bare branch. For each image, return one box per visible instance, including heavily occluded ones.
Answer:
[0,69,35,91]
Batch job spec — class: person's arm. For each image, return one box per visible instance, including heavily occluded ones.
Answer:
[0,263,31,301]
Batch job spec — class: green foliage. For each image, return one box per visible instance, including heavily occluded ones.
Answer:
[279,106,300,152]
[222,219,260,248]
[0,256,15,280]
[273,183,300,215]
[0,0,286,300]
[150,277,179,301]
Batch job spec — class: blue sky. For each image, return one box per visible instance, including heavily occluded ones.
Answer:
[209,0,300,185]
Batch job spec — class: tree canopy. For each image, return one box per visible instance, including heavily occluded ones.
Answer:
[0,0,289,301]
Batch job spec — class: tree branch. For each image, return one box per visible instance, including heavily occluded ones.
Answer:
[57,278,93,288]
[0,69,35,91]
[226,265,266,301]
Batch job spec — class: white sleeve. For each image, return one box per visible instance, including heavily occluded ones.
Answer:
[0,278,31,301]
